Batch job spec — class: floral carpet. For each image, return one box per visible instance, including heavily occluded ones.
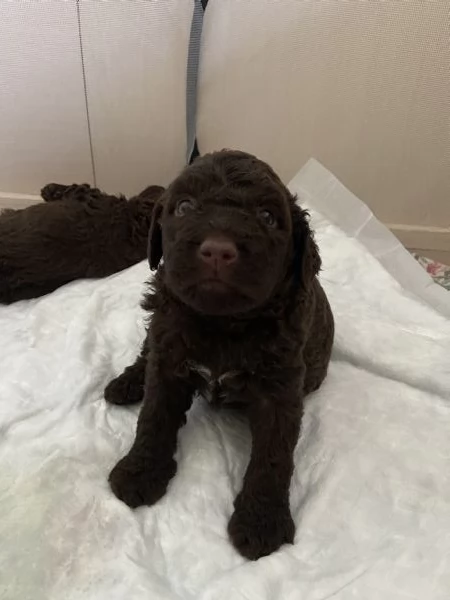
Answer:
[414,254,450,291]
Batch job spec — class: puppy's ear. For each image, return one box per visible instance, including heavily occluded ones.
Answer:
[291,199,321,289]
[147,201,163,271]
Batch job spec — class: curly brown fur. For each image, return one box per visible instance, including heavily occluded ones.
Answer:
[0,183,164,304]
[106,150,334,560]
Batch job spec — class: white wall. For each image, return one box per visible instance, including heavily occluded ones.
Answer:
[78,0,192,195]
[0,0,191,201]
[0,0,93,195]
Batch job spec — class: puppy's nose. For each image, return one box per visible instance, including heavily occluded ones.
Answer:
[198,236,238,268]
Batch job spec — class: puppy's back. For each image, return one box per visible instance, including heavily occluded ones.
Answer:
[0,191,158,304]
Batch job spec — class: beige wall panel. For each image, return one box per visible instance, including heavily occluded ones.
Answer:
[79,0,192,195]
[0,0,93,195]
[198,0,450,228]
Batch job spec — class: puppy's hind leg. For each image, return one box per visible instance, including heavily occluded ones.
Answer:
[104,354,147,406]
[40,183,93,202]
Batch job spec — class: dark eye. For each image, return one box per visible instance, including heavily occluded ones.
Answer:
[174,198,196,217]
[259,209,277,228]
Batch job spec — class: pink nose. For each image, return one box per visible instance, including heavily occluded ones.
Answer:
[198,236,238,268]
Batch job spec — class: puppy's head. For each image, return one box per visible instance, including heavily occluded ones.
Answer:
[149,150,320,316]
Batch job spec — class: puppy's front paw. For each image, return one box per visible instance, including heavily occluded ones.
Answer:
[228,494,295,560]
[109,454,176,508]
[104,369,144,406]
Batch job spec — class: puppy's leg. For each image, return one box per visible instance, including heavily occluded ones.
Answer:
[105,332,153,405]
[109,359,194,508]
[40,183,93,202]
[104,355,147,406]
[228,381,302,560]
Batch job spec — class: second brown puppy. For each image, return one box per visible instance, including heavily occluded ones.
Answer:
[0,183,164,304]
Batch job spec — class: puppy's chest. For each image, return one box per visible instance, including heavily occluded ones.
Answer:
[186,360,250,407]
[173,322,294,405]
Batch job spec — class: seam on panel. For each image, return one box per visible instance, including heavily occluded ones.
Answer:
[76,0,97,186]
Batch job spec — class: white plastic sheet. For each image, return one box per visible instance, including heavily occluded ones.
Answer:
[291,159,450,319]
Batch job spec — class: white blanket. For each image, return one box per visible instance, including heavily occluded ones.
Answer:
[1,162,449,600]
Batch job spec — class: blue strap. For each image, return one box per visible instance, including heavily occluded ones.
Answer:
[186,0,207,164]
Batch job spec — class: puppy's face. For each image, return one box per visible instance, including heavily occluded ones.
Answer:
[149,151,318,316]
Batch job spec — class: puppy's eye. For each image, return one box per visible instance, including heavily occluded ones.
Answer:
[175,198,196,217]
[259,209,277,228]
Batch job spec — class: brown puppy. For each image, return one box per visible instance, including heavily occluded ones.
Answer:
[105,150,334,560]
[0,183,164,304]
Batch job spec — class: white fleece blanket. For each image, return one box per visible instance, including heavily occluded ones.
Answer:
[1,162,449,600]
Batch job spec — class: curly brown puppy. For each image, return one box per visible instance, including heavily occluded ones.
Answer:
[0,183,164,304]
[106,150,334,560]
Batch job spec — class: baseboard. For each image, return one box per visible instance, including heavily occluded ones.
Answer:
[0,191,41,210]
[388,223,450,264]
